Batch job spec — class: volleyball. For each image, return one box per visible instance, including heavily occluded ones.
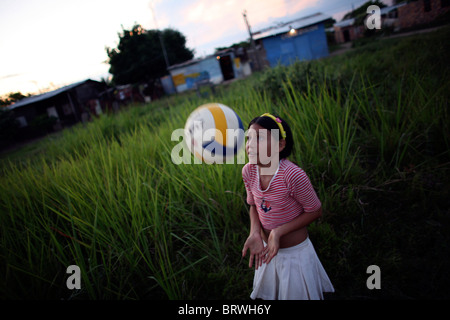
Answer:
[184,103,245,164]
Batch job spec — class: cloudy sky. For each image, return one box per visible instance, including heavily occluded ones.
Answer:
[0,0,393,96]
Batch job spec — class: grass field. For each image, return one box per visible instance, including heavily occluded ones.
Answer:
[1,26,449,300]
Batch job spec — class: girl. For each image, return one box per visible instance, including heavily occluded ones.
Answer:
[241,113,334,300]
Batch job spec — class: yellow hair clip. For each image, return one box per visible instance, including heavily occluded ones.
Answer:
[260,113,287,139]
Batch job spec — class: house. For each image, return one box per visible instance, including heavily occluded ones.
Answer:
[7,79,107,134]
[333,18,365,43]
[166,48,251,93]
[252,12,332,67]
[380,2,406,30]
[371,1,449,32]
[397,0,450,29]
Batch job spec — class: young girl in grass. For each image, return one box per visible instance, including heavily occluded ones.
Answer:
[241,113,334,300]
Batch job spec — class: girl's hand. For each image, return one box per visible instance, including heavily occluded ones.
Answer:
[262,229,280,264]
[242,232,264,269]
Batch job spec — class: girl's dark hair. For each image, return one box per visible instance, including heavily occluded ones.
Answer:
[248,114,294,159]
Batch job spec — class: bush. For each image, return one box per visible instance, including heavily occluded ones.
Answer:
[29,114,58,136]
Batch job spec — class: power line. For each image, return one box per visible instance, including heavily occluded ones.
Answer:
[246,0,370,24]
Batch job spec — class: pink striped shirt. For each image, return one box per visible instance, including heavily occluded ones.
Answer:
[242,159,321,230]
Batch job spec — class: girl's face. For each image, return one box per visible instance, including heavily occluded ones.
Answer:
[246,123,285,167]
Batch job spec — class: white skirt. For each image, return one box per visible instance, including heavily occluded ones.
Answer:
[250,237,334,300]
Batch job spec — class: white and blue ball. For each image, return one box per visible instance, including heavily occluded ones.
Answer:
[184,103,244,164]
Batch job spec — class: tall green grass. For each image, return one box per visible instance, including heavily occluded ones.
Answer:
[1,26,449,299]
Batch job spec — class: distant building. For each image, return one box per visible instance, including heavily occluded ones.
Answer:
[333,18,364,43]
[7,79,107,134]
[253,12,331,67]
[166,48,251,94]
[334,0,450,43]
[397,0,450,29]
[380,2,406,31]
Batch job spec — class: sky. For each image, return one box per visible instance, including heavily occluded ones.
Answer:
[0,0,393,97]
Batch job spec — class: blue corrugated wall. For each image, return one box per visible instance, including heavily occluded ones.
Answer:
[262,23,329,67]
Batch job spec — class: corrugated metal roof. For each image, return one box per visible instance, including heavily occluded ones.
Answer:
[253,12,331,40]
[167,48,234,71]
[7,79,95,110]
[380,2,406,15]
[334,18,355,28]
[167,56,210,71]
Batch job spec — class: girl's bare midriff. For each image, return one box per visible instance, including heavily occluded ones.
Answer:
[258,165,309,249]
[261,226,308,248]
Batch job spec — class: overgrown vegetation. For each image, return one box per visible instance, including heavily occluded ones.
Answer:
[1,26,449,299]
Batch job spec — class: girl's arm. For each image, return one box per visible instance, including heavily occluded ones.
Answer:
[242,205,265,269]
[262,206,322,264]
[248,204,261,235]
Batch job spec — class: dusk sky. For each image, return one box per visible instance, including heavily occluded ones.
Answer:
[0,0,393,96]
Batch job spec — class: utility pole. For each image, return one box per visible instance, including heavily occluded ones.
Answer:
[150,1,177,94]
[243,10,261,71]
[150,1,170,69]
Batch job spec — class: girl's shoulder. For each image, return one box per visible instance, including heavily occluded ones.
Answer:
[281,159,308,182]
[242,162,256,179]
[281,159,304,174]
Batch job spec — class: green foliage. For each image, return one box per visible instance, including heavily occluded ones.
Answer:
[1,27,449,299]
[29,115,57,135]
[0,92,30,107]
[215,40,251,53]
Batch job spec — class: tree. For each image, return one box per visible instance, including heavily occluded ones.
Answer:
[215,41,250,53]
[323,18,336,29]
[342,0,387,23]
[106,25,194,85]
[0,92,30,107]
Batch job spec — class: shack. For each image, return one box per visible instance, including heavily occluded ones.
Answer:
[166,48,251,93]
[7,79,107,134]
